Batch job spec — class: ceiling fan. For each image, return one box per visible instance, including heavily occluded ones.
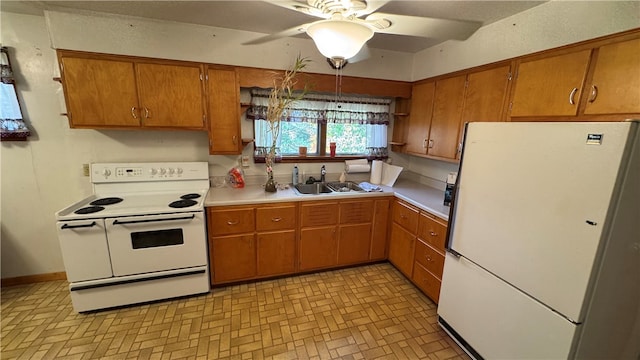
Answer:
[244,0,482,68]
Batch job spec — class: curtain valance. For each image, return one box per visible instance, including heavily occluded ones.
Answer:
[246,89,391,125]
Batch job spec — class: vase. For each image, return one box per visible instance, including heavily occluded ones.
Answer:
[264,173,277,192]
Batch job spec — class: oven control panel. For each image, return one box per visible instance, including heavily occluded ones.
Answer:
[91,162,209,183]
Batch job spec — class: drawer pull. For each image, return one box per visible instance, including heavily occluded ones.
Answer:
[430,231,437,236]
[400,214,407,219]
[227,220,239,225]
[426,255,433,262]
[271,217,282,222]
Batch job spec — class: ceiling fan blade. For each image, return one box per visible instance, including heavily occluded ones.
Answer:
[367,12,482,40]
[353,0,390,18]
[261,0,330,19]
[243,24,310,45]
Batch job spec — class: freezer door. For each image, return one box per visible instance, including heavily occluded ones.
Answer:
[449,122,633,322]
[438,253,577,359]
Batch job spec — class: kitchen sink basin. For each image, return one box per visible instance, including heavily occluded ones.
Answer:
[326,181,365,192]
[293,183,333,195]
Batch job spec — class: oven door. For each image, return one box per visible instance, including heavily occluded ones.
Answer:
[105,211,207,276]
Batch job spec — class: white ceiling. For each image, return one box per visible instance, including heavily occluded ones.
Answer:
[2,1,546,53]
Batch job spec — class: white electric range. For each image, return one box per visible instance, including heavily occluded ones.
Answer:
[55,162,210,312]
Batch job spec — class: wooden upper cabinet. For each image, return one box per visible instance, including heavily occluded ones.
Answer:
[583,37,640,115]
[461,65,511,124]
[428,75,466,159]
[405,82,435,155]
[207,66,242,154]
[58,50,206,130]
[510,49,592,117]
[60,56,140,127]
[136,62,205,129]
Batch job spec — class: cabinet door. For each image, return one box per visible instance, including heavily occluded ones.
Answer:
[299,227,337,271]
[337,223,371,265]
[370,199,390,260]
[406,82,435,155]
[584,38,640,115]
[461,65,511,124]
[208,67,242,154]
[511,50,592,117]
[428,75,466,159]
[388,223,415,277]
[257,231,295,276]
[60,56,140,127]
[211,234,256,283]
[136,62,205,129]
[339,200,373,224]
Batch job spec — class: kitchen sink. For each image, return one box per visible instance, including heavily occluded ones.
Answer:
[293,183,333,195]
[326,181,365,192]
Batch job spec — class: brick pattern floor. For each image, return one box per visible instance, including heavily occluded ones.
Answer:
[1,263,468,359]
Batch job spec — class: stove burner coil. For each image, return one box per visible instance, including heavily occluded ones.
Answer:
[180,193,201,200]
[90,197,124,206]
[169,199,198,208]
[74,206,105,214]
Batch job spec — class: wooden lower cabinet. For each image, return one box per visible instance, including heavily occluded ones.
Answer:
[211,234,255,283]
[388,222,415,277]
[257,231,295,276]
[208,196,390,285]
[389,199,448,304]
[337,223,372,265]
[299,226,338,271]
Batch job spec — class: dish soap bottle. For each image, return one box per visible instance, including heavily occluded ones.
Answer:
[292,164,299,185]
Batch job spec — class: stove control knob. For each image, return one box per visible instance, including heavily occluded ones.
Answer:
[176,168,184,174]
[168,168,175,175]
[159,168,167,175]
[149,168,157,175]
[102,169,111,177]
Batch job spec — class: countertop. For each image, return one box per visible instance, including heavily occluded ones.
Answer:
[205,178,450,220]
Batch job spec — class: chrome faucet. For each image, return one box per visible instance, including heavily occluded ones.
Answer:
[320,165,326,183]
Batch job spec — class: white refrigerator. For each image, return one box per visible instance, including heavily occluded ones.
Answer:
[438,121,640,359]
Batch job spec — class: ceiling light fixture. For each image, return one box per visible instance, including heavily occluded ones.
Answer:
[306,17,373,61]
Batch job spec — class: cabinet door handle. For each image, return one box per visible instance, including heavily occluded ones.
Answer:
[144,107,150,118]
[232,135,238,145]
[227,220,239,225]
[131,107,138,119]
[428,139,434,148]
[271,217,282,222]
[422,139,427,149]
[569,87,578,105]
[589,85,598,103]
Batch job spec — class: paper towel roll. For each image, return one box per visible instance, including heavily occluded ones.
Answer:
[345,159,368,166]
[370,160,383,184]
[345,164,371,173]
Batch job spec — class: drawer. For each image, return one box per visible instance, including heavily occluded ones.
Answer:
[414,239,445,279]
[417,212,448,253]
[412,262,441,304]
[208,208,255,236]
[301,202,339,227]
[256,205,296,231]
[392,200,419,233]
[340,200,373,224]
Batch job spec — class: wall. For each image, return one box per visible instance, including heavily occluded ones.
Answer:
[1,3,639,279]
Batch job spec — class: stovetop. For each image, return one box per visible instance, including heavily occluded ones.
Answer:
[56,162,211,221]
[55,190,208,220]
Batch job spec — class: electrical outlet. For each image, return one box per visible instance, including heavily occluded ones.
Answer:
[241,155,250,167]
[82,164,90,177]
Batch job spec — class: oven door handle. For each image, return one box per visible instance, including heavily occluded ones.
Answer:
[112,214,196,225]
[61,221,97,229]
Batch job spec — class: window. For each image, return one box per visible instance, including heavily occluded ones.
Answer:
[248,89,389,160]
